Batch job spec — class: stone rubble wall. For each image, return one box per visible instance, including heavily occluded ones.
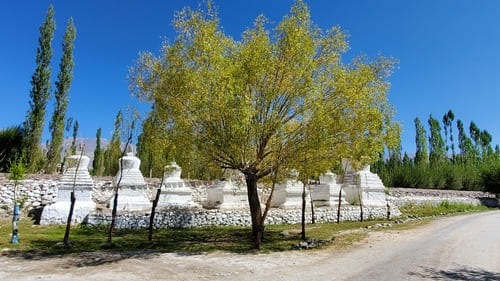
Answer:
[387,187,498,208]
[0,175,58,218]
[87,205,400,229]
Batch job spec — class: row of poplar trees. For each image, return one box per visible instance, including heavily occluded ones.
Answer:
[1,5,124,176]
[372,110,500,193]
[23,5,77,173]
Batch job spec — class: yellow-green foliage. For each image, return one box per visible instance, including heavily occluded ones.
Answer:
[129,0,400,180]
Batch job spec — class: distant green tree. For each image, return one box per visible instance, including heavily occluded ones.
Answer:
[447,110,455,157]
[0,126,25,172]
[456,119,477,163]
[480,130,493,157]
[70,120,79,154]
[402,152,411,166]
[104,110,123,176]
[46,18,76,173]
[60,117,73,172]
[388,143,402,165]
[92,128,104,176]
[136,105,169,178]
[23,5,56,172]
[414,117,428,165]
[469,121,481,151]
[428,115,446,165]
[443,113,450,155]
[442,110,455,157]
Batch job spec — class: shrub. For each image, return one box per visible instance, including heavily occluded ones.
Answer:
[0,126,25,172]
[481,163,500,195]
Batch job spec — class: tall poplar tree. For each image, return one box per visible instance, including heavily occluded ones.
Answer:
[428,115,446,165]
[480,130,493,157]
[70,120,79,154]
[24,5,56,171]
[456,119,476,162]
[92,128,104,176]
[46,18,76,173]
[414,117,428,165]
[446,110,455,157]
[469,121,481,150]
[104,110,123,176]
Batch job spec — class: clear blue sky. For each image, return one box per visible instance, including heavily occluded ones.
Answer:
[1,0,499,154]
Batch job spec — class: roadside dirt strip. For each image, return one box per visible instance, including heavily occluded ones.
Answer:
[1,211,499,281]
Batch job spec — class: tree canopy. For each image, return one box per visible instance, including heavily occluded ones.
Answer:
[130,0,399,248]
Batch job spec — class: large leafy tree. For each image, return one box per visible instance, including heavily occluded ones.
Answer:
[24,5,56,171]
[130,0,399,248]
[46,18,77,173]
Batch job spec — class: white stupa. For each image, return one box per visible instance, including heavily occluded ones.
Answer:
[108,152,151,211]
[271,170,305,208]
[341,159,387,207]
[207,175,248,209]
[157,162,198,209]
[356,165,388,207]
[311,171,346,207]
[41,152,96,225]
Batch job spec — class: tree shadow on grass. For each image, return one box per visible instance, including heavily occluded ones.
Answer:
[1,225,302,268]
[409,265,500,281]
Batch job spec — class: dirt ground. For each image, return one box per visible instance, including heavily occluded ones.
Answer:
[1,211,499,281]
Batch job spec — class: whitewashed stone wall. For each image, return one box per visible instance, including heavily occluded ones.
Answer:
[1,175,497,226]
[86,205,400,229]
[387,188,498,208]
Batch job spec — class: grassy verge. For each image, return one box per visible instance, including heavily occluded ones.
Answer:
[0,202,493,255]
[0,219,389,255]
[399,201,490,218]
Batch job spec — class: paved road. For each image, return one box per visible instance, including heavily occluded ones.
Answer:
[1,211,499,280]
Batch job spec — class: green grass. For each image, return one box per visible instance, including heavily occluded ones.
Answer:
[399,201,490,218]
[0,219,389,255]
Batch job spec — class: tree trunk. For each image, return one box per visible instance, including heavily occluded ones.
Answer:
[63,146,84,246]
[336,187,342,224]
[386,202,391,220]
[359,191,364,222]
[63,191,76,246]
[309,185,315,224]
[301,183,306,240]
[108,139,131,244]
[11,184,19,244]
[245,173,263,249]
[108,190,119,243]
[148,188,161,241]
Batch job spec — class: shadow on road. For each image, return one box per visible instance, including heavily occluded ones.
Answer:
[2,250,163,267]
[409,265,500,281]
